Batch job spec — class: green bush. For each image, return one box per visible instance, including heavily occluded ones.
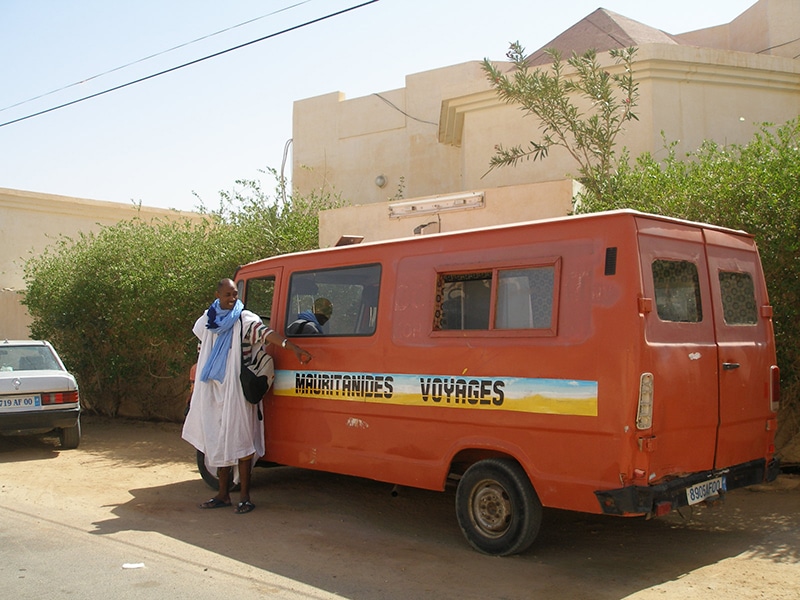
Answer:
[22,170,340,419]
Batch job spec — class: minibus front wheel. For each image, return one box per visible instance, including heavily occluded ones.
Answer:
[455,458,542,556]
[196,450,239,491]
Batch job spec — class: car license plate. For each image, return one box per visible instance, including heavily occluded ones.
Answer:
[0,395,42,412]
[686,476,726,505]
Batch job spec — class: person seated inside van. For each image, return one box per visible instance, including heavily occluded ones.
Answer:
[287,297,333,335]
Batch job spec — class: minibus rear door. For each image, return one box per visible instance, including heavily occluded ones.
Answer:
[638,227,719,477]
[702,229,774,470]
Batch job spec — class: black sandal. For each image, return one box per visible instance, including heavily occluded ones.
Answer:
[199,498,231,509]
[235,500,255,514]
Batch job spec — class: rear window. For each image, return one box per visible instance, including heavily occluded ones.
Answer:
[719,271,758,325]
[652,260,703,323]
[0,346,61,372]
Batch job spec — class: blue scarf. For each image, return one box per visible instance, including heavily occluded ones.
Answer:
[199,298,243,383]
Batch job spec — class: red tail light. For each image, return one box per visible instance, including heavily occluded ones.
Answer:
[769,365,780,412]
[41,390,79,405]
[654,501,672,517]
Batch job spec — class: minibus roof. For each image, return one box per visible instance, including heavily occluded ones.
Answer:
[235,209,753,273]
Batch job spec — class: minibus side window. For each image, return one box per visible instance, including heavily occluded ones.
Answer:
[243,277,275,326]
[652,260,703,322]
[286,264,381,336]
[436,272,492,330]
[719,271,757,325]
[495,267,555,329]
[434,265,557,332]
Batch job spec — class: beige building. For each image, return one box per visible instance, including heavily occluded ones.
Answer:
[292,0,800,247]
[0,187,201,339]
[3,0,797,338]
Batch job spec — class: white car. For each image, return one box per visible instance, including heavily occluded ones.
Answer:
[0,340,81,448]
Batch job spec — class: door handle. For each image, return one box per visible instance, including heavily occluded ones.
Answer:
[722,362,740,370]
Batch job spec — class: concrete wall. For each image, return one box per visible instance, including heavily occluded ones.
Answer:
[293,61,487,207]
[318,180,578,247]
[457,45,800,195]
[676,0,800,60]
[0,187,202,340]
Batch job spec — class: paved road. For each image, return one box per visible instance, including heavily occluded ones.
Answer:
[1,417,798,600]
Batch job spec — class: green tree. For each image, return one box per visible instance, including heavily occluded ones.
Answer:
[482,44,638,199]
[22,169,340,419]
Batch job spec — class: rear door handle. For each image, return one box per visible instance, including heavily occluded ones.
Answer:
[722,362,740,370]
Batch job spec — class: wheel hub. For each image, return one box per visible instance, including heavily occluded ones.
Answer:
[472,482,512,537]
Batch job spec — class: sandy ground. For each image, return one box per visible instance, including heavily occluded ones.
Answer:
[0,416,798,600]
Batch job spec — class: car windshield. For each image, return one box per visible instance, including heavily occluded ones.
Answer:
[0,346,61,372]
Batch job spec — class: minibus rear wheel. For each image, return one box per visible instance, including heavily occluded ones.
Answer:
[196,450,239,491]
[455,458,542,556]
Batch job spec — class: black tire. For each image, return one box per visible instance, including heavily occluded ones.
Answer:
[59,418,81,449]
[196,450,239,491]
[455,458,542,556]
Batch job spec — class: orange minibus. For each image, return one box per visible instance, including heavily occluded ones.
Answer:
[195,210,780,555]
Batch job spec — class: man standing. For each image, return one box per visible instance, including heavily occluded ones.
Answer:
[182,278,311,514]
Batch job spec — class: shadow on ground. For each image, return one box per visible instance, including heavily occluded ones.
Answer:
[91,459,800,600]
[4,416,798,600]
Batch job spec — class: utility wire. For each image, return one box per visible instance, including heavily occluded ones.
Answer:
[0,1,313,115]
[0,0,380,129]
[373,93,438,126]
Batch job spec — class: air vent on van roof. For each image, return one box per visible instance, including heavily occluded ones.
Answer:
[335,235,364,247]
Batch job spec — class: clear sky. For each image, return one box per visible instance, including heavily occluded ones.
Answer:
[0,0,757,213]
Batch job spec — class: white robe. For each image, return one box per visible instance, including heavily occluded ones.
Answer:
[181,309,265,479]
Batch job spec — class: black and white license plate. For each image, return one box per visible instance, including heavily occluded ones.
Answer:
[0,395,42,412]
[686,476,726,505]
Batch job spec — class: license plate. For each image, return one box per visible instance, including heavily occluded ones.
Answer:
[686,476,726,505]
[0,395,42,412]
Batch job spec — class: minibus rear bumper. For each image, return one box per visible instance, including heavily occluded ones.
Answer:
[594,457,781,516]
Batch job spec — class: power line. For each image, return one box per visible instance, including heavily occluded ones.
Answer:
[0,0,380,129]
[373,93,437,126]
[0,1,314,115]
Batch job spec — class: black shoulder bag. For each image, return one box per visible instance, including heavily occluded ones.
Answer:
[240,352,268,405]
[238,317,269,420]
